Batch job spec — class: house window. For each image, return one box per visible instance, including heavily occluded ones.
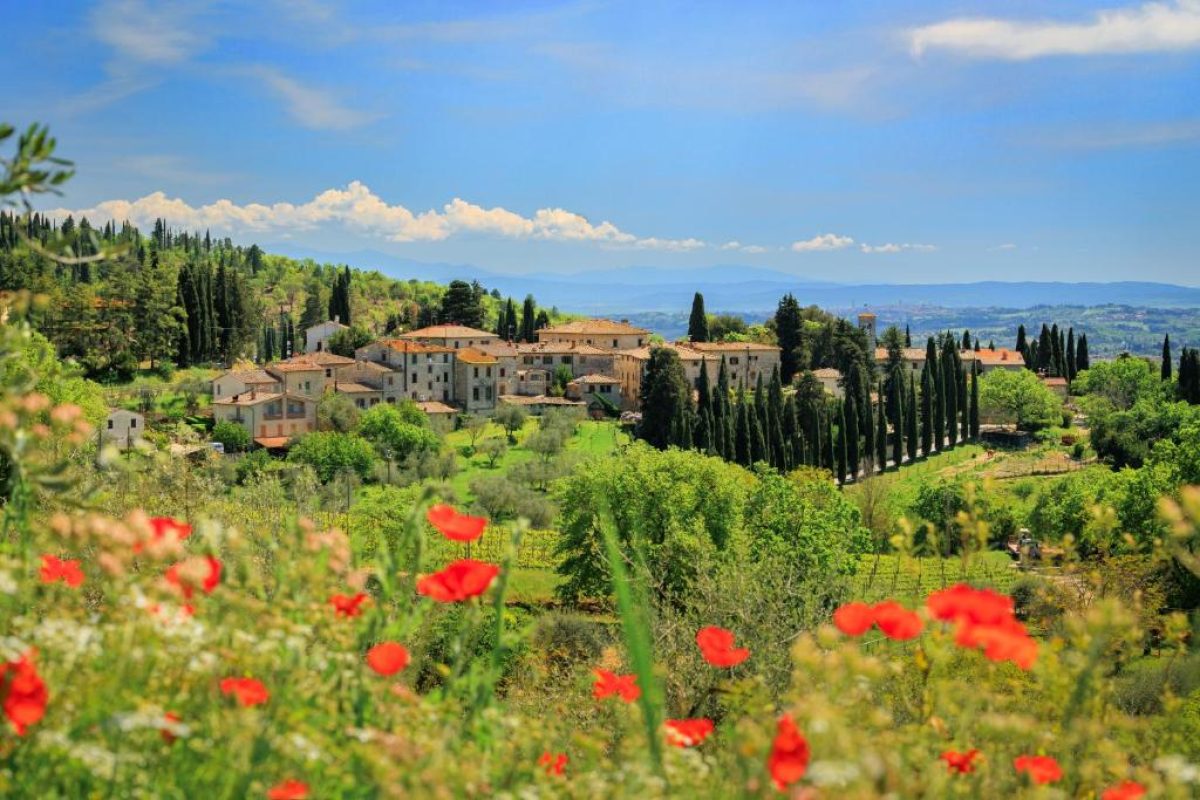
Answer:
[612,339,618,348]
[485,387,492,400]
[107,419,114,429]
[486,367,492,377]
[356,399,365,409]
[443,354,449,363]
[500,368,506,377]
[542,356,552,365]
[473,387,480,401]
[325,369,332,378]
[473,367,479,378]
[411,373,417,383]
[523,356,533,365]
[454,341,460,348]
[442,389,449,401]
[730,357,740,365]
[387,377,394,386]
[304,381,311,392]
[130,418,137,428]
[561,356,572,365]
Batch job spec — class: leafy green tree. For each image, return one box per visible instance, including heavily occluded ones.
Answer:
[286,431,376,482]
[554,443,749,604]
[494,403,528,443]
[979,368,1062,431]
[1074,356,1165,411]
[326,324,372,357]
[440,279,485,328]
[687,292,709,343]
[357,403,440,462]
[708,313,747,341]
[212,420,252,453]
[316,392,360,433]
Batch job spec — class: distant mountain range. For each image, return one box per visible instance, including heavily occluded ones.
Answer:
[263,243,1200,314]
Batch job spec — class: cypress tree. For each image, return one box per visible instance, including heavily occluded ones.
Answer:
[638,348,694,449]
[808,397,823,469]
[1050,323,1063,377]
[920,362,933,457]
[688,292,709,343]
[928,337,944,452]
[734,385,750,465]
[904,325,912,347]
[696,359,713,453]
[1015,324,1027,356]
[775,293,803,384]
[782,395,800,469]
[520,295,536,342]
[1066,327,1077,381]
[1162,334,1172,381]
[836,402,848,485]
[890,370,904,467]
[969,363,981,440]
[1077,334,1090,371]
[753,373,769,464]
[906,373,918,463]
[768,366,787,470]
[823,405,836,474]
[959,358,970,442]
[845,391,859,481]
[875,389,888,469]
[1037,324,1053,374]
[943,338,959,448]
[962,330,971,351]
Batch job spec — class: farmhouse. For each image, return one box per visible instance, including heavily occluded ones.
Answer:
[454,348,498,414]
[398,324,499,350]
[212,391,318,448]
[103,409,144,450]
[354,339,456,403]
[212,367,281,400]
[687,341,782,389]
[616,343,722,411]
[301,319,347,354]
[812,367,844,398]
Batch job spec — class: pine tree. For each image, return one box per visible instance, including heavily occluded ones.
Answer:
[845,391,859,481]
[836,402,848,485]
[688,292,709,343]
[875,390,888,469]
[920,362,933,457]
[1162,334,1173,381]
[969,363,981,440]
[906,373,918,463]
[1077,334,1090,372]
[775,293,803,384]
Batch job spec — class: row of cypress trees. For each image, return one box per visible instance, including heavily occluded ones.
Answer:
[1015,323,1088,379]
[637,334,983,483]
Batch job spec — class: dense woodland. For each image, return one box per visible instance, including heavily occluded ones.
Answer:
[0,211,564,380]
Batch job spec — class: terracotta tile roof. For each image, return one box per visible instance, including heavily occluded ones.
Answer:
[539,318,649,335]
[455,347,498,364]
[571,374,620,384]
[515,341,615,356]
[689,341,782,353]
[874,347,929,362]
[348,360,393,373]
[253,436,292,448]
[1041,377,1068,386]
[370,339,455,354]
[398,324,499,340]
[334,382,379,394]
[267,361,325,374]
[305,320,347,331]
[289,351,355,367]
[213,392,284,406]
[476,341,521,356]
[970,348,1026,366]
[219,368,277,384]
[416,401,457,414]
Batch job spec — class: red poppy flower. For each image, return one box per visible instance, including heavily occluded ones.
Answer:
[592,669,640,703]
[366,642,410,676]
[832,602,875,636]
[426,504,487,542]
[165,555,222,600]
[220,677,269,707]
[767,713,810,791]
[696,626,750,668]
[538,751,568,776]
[266,779,310,800]
[940,749,980,774]
[329,593,368,617]
[956,619,1039,670]
[1014,755,1062,785]
[927,584,1013,626]
[1101,781,1146,800]
[39,554,84,588]
[664,718,715,747]
[416,559,499,602]
[1,650,48,736]
[149,516,192,542]
[872,601,924,640]
[161,711,181,744]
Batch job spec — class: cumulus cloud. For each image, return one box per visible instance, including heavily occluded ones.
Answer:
[46,182,706,251]
[791,233,855,252]
[909,0,1200,60]
[860,242,937,254]
[720,240,769,254]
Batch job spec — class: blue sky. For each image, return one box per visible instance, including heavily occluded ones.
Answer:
[2,0,1199,283]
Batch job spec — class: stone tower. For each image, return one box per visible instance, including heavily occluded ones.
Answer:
[857,311,877,352]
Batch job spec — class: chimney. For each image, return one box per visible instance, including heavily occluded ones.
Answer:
[1001,352,1007,361]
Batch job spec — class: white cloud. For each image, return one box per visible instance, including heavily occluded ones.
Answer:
[996,243,1018,251]
[791,233,854,252]
[47,182,705,251]
[720,240,769,254]
[860,243,937,254]
[909,1,1200,60]
[91,0,215,65]
[249,67,380,131]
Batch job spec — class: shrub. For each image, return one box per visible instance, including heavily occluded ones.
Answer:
[286,430,376,482]
[358,403,440,461]
[211,419,252,453]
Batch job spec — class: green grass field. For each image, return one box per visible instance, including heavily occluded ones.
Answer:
[852,551,1018,603]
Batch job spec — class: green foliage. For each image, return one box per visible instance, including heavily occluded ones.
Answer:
[1074,356,1166,411]
[555,443,749,603]
[357,403,440,461]
[636,347,693,450]
[211,419,251,453]
[315,391,360,433]
[979,367,1062,431]
[286,430,376,482]
[324,323,372,357]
